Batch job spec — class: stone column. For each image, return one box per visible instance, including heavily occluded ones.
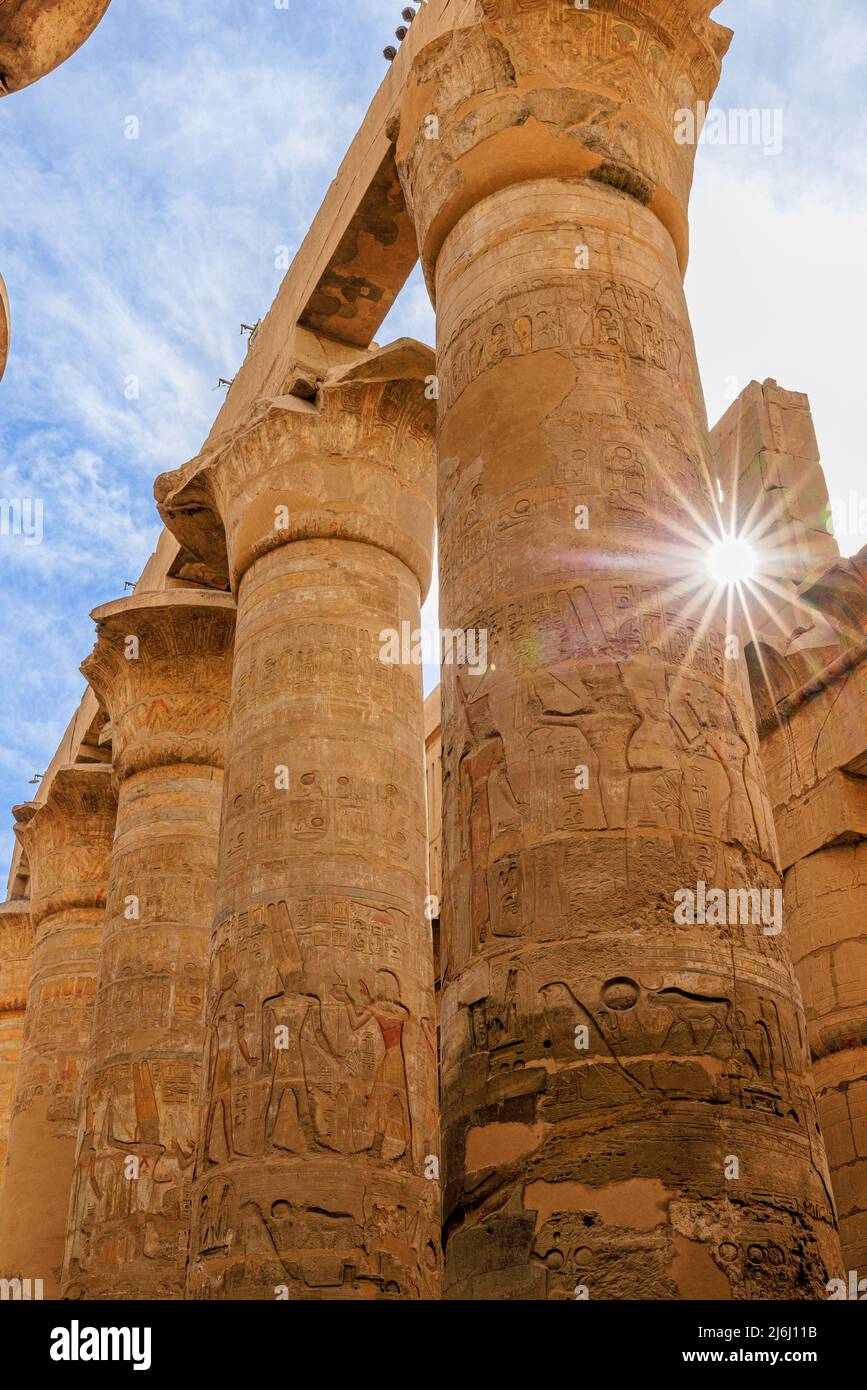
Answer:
[396,1,842,1298]
[0,767,115,1297]
[63,590,235,1299]
[155,341,440,1299]
[0,901,33,1196]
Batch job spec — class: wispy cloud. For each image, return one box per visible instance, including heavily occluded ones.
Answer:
[0,0,865,880]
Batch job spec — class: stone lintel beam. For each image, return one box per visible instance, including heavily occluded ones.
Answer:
[298,150,420,347]
[206,0,473,440]
[0,1,112,95]
[395,0,732,298]
[81,589,237,782]
[154,338,436,597]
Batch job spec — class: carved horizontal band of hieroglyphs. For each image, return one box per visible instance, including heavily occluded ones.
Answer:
[231,629,424,721]
[438,478,713,602]
[440,837,784,968]
[442,942,810,1073]
[188,1171,440,1300]
[437,463,714,571]
[510,1197,835,1302]
[105,858,220,922]
[220,765,426,851]
[85,1056,199,1118]
[437,271,701,411]
[213,896,425,978]
[437,583,733,679]
[93,968,206,1041]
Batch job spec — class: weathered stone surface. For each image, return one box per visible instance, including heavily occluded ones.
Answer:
[0,767,115,1297]
[0,272,9,383]
[397,0,842,1299]
[0,0,112,95]
[712,380,838,585]
[787,844,867,1272]
[741,542,867,1275]
[0,901,32,1196]
[0,0,859,1305]
[154,341,440,1299]
[62,590,236,1299]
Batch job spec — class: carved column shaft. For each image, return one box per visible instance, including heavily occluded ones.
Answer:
[64,591,235,1299]
[155,344,441,1299]
[0,767,115,1296]
[0,902,33,1197]
[397,0,842,1298]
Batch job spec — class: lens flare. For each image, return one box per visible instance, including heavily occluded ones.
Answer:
[708,534,757,587]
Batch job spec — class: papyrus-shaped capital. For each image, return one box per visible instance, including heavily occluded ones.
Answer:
[81,590,236,781]
[154,339,437,597]
[14,766,116,927]
[396,0,733,287]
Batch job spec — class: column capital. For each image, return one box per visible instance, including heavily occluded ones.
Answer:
[81,589,236,782]
[0,901,32,1016]
[13,766,116,927]
[0,1,112,96]
[395,0,731,289]
[154,338,436,597]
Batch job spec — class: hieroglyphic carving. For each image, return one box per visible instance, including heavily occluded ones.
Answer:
[0,767,115,1297]
[397,0,843,1298]
[63,591,235,1299]
[0,902,33,1196]
[155,342,441,1298]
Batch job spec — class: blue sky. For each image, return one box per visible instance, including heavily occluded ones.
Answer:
[0,0,865,878]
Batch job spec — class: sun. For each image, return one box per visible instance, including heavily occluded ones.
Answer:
[707,533,757,588]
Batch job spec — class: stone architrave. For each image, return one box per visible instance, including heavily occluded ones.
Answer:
[395,0,843,1298]
[154,340,440,1299]
[0,767,115,1297]
[0,901,33,1195]
[63,589,236,1299]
